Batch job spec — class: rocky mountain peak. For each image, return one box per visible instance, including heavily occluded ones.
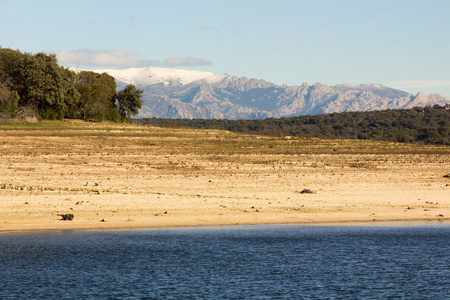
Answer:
[87,67,449,119]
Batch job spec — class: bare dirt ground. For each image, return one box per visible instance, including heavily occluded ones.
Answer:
[1,121,449,233]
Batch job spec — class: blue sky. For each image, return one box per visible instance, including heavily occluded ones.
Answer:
[1,0,450,97]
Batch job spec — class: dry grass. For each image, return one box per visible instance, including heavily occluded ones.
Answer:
[1,120,448,156]
[1,120,449,181]
[0,120,449,232]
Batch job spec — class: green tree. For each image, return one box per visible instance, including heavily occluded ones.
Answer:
[63,68,81,119]
[0,49,25,118]
[1,48,140,123]
[75,71,118,121]
[417,127,444,145]
[0,48,76,119]
[116,84,143,120]
[0,59,16,117]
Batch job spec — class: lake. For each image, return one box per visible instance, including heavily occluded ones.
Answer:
[1,223,449,299]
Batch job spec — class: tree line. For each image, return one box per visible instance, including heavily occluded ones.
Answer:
[0,48,143,122]
[138,105,450,145]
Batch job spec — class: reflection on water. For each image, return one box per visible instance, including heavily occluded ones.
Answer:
[1,224,450,299]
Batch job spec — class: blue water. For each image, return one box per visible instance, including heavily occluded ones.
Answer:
[1,224,450,299]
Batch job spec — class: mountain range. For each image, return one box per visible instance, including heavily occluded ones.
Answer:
[89,67,449,119]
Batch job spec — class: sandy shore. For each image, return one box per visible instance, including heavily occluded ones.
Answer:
[1,122,449,233]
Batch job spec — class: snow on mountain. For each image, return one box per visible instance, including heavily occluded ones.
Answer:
[94,67,222,86]
[81,67,449,119]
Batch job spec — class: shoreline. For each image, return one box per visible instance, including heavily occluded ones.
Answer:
[2,217,449,235]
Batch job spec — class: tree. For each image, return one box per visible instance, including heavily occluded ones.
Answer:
[63,68,81,119]
[75,71,118,121]
[0,49,24,118]
[1,48,141,123]
[116,84,143,120]
[0,60,19,118]
[0,48,75,119]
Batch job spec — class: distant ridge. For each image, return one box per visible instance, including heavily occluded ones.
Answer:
[85,67,449,119]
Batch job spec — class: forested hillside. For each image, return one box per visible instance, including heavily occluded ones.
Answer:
[138,106,450,145]
[0,48,142,122]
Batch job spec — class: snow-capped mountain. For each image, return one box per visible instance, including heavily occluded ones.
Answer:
[89,67,449,119]
[94,67,224,87]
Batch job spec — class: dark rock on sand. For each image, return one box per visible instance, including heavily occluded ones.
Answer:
[58,213,74,221]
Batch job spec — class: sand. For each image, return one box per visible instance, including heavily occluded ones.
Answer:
[0,122,449,233]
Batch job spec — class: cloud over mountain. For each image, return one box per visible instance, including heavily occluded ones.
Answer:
[57,49,212,69]
[56,49,158,68]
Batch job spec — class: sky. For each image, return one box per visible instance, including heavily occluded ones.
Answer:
[1,0,450,98]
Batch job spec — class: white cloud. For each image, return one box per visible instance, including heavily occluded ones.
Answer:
[388,80,450,90]
[56,50,213,69]
[56,49,158,68]
[164,56,212,67]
